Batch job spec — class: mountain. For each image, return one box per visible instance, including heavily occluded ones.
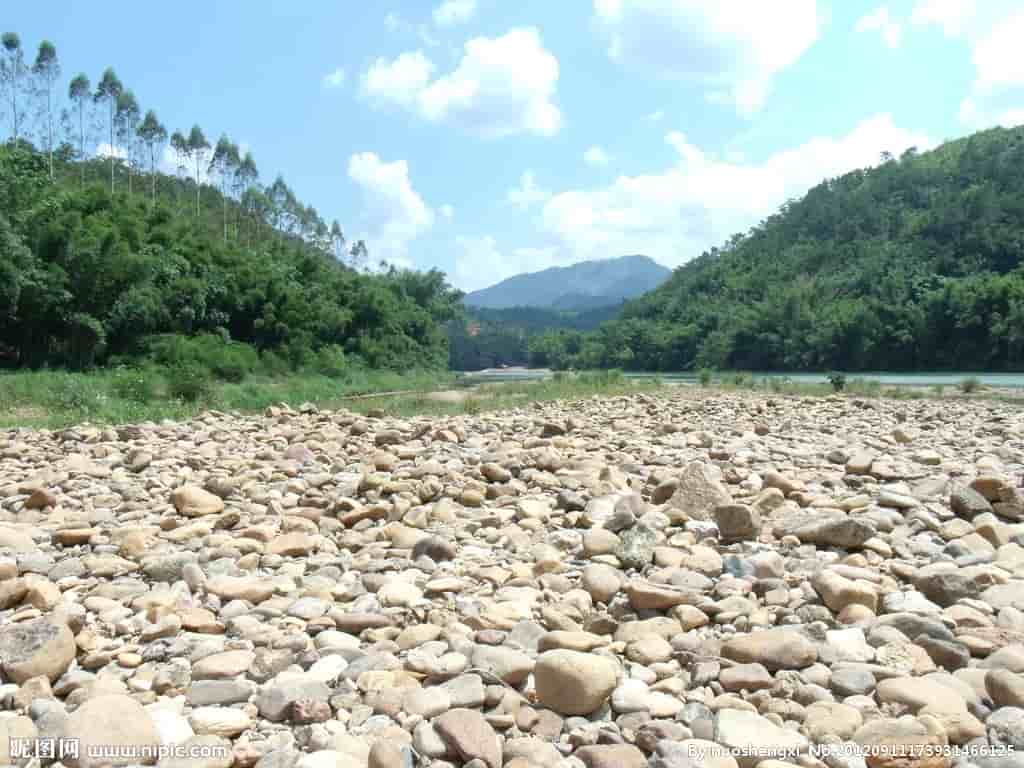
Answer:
[527,125,1024,372]
[464,255,671,310]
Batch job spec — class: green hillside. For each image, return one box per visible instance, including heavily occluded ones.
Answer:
[529,125,1024,372]
[0,141,461,373]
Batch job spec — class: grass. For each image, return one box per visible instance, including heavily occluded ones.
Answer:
[0,367,658,429]
[342,369,656,419]
[692,371,1021,402]
[0,367,454,429]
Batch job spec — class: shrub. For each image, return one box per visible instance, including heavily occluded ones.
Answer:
[827,372,847,392]
[51,376,102,416]
[698,368,713,387]
[312,345,347,378]
[207,343,258,383]
[167,363,211,403]
[732,371,750,387]
[142,333,258,382]
[110,365,159,403]
[959,376,982,394]
[462,396,482,415]
[931,384,945,397]
[260,349,291,377]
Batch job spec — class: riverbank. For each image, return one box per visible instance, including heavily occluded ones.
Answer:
[0,368,653,429]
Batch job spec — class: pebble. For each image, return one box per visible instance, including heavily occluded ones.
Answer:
[0,389,1020,766]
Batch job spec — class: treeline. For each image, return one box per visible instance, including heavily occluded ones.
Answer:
[530,126,1024,372]
[1,32,366,266]
[449,304,622,370]
[0,31,462,375]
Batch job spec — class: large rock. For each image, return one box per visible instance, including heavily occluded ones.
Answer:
[813,569,878,613]
[720,628,818,671]
[433,708,501,768]
[192,650,255,680]
[777,515,875,549]
[668,462,732,522]
[470,645,533,686]
[950,485,993,520]
[0,616,76,683]
[615,524,658,570]
[170,485,224,517]
[534,650,619,715]
[576,744,646,768]
[62,694,161,767]
[714,504,761,542]
[713,709,808,768]
[853,716,951,768]
[257,675,332,721]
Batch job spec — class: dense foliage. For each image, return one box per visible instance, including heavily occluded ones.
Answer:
[0,32,461,375]
[449,304,622,370]
[531,127,1024,371]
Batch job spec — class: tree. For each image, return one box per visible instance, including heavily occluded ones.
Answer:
[186,124,209,218]
[349,240,369,271]
[169,130,188,211]
[31,41,60,178]
[1,32,26,141]
[137,109,167,201]
[94,67,123,192]
[236,150,258,241]
[115,89,140,195]
[330,220,346,262]
[208,134,239,240]
[67,73,91,183]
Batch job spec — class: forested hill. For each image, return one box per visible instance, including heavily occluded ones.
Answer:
[0,32,461,373]
[465,254,670,310]
[528,125,1024,372]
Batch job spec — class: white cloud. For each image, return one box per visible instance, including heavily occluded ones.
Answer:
[362,51,434,107]
[361,28,562,138]
[440,204,455,218]
[910,0,976,36]
[540,114,934,267]
[971,10,1024,92]
[323,67,346,88]
[948,7,1024,128]
[347,152,434,266]
[453,236,565,291]
[433,0,476,27]
[855,7,902,48]
[592,0,820,115]
[506,170,551,208]
[959,96,1024,128]
[584,146,611,167]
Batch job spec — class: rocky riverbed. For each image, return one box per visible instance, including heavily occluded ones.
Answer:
[1,389,1024,768]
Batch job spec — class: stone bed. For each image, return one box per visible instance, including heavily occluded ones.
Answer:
[0,389,1022,768]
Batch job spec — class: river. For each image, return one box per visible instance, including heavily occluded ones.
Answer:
[459,369,1024,388]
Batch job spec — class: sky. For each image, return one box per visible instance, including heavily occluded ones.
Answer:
[6,1,1024,291]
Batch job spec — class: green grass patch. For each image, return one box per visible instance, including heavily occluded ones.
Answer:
[0,367,456,429]
[0,367,656,429]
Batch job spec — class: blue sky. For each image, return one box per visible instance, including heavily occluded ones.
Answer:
[7,1,1024,290]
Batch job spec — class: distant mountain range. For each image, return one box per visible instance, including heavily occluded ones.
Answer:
[464,254,671,310]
